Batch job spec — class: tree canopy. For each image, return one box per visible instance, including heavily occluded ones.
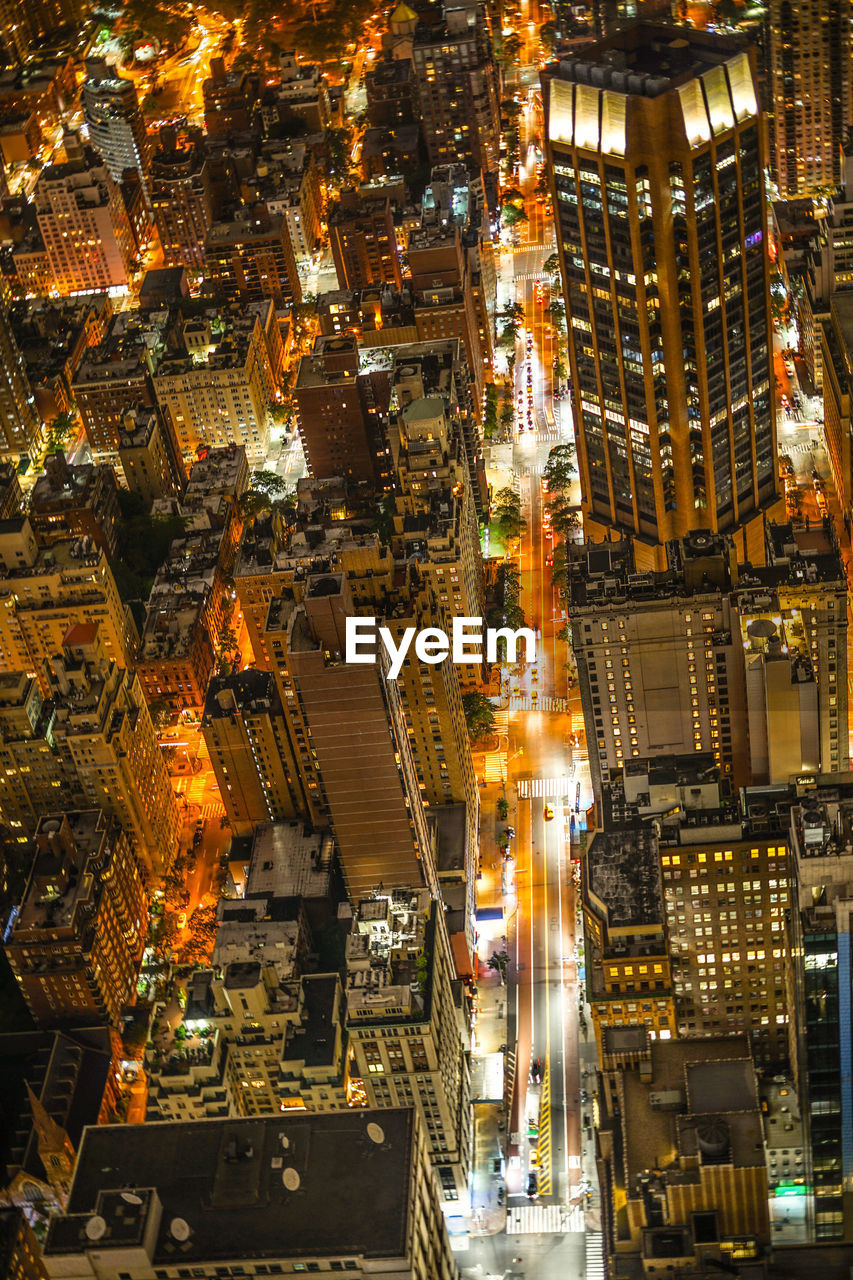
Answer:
[463,691,496,742]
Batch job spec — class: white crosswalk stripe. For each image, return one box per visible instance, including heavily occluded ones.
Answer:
[506,1204,584,1234]
[517,775,575,799]
[585,1230,605,1279]
[510,695,568,713]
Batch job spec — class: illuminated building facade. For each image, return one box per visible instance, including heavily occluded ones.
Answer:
[545,24,777,568]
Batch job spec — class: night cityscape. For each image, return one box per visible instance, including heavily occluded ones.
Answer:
[0,0,849,1277]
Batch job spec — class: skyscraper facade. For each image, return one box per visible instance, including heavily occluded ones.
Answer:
[766,0,851,197]
[81,69,151,200]
[545,25,777,568]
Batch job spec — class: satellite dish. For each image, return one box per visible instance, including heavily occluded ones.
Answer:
[85,1216,107,1241]
[367,1122,385,1145]
[170,1218,191,1242]
[121,1192,143,1206]
[282,1167,301,1191]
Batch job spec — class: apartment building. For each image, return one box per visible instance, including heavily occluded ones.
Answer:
[205,203,302,307]
[4,810,147,1029]
[0,303,40,461]
[149,130,212,272]
[202,669,301,833]
[0,518,137,679]
[766,0,851,196]
[151,302,279,465]
[33,149,135,294]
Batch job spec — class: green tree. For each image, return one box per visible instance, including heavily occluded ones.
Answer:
[543,443,577,496]
[543,252,560,279]
[539,19,557,53]
[492,485,526,540]
[502,31,521,62]
[488,948,509,983]
[497,796,509,820]
[463,691,496,742]
[549,496,580,538]
[238,470,295,523]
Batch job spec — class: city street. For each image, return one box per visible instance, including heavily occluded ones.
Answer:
[458,24,604,1273]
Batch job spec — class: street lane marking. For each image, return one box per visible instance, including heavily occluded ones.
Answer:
[517,776,575,798]
[507,1204,584,1233]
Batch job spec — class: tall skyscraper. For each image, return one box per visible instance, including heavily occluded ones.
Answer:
[767,0,851,197]
[545,24,777,568]
[81,66,151,202]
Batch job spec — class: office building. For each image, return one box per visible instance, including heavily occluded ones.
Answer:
[328,189,403,290]
[545,25,776,567]
[202,669,300,833]
[568,524,848,794]
[81,67,150,199]
[4,810,147,1029]
[0,304,40,462]
[411,2,501,180]
[596,1033,770,1269]
[33,149,135,295]
[42,1109,457,1280]
[766,0,851,197]
[787,782,853,1239]
[149,130,212,272]
[594,762,794,1068]
[0,518,137,678]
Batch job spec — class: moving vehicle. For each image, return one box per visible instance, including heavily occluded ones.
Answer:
[544,804,554,821]
[527,1172,538,1198]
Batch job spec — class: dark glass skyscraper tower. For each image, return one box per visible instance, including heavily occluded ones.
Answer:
[544,24,778,569]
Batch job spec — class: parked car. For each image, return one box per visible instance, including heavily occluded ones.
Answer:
[527,1172,538,1198]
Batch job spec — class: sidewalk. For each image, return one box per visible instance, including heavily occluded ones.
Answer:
[468,779,515,1236]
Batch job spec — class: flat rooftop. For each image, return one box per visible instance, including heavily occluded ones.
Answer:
[585,828,663,929]
[47,1109,415,1264]
[550,22,747,98]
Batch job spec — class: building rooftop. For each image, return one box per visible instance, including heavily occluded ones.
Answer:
[549,21,748,98]
[46,1109,415,1265]
[585,828,664,931]
[245,821,333,901]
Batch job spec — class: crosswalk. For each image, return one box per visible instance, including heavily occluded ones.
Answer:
[507,1203,585,1234]
[585,1230,605,1279]
[517,775,575,799]
[483,751,507,783]
[510,695,568,713]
